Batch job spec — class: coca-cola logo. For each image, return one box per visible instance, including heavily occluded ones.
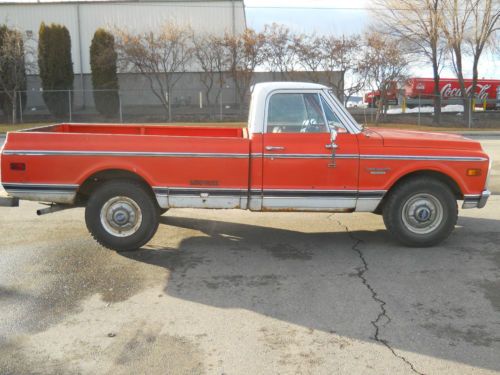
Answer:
[440,83,491,100]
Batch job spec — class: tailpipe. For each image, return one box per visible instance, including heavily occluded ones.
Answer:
[37,204,74,216]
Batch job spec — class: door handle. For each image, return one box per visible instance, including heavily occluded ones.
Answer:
[325,144,339,149]
[265,146,285,151]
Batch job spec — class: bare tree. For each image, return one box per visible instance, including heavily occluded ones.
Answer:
[114,23,193,121]
[262,23,296,78]
[0,26,30,124]
[320,34,366,104]
[291,33,324,82]
[192,34,229,114]
[224,28,265,113]
[359,31,409,123]
[373,0,446,123]
[440,0,475,120]
[466,0,500,107]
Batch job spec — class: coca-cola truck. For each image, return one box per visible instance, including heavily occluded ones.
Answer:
[405,77,500,109]
[364,78,500,109]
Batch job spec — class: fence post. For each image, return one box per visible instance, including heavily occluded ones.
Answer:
[418,94,421,127]
[118,92,123,123]
[68,90,72,122]
[468,97,472,128]
[18,91,23,123]
[220,91,223,121]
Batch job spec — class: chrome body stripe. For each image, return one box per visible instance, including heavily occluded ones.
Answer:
[2,150,249,159]
[2,149,487,162]
[2,182,79,188]
[263,153,357,159]
[360,154,488,162]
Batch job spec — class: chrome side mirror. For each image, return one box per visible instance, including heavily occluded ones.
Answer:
[330,127,338,144]
[328,127,339,168]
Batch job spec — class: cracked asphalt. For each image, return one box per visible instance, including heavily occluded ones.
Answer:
[0,137,499,374]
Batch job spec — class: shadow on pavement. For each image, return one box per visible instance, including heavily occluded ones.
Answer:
[119,215,500,373]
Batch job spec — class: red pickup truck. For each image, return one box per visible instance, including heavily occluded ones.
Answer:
[0,82,491,251]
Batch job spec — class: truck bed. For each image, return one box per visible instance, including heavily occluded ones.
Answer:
[25,123,246,138]
[1,123,252,208]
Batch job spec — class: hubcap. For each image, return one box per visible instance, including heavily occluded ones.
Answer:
[100,196,143,237]
[401,193,444,235]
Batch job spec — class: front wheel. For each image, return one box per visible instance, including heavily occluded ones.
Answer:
[85,180,160,251]
[383,178,458,247]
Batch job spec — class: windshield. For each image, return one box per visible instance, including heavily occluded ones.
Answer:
[325,90,363,132]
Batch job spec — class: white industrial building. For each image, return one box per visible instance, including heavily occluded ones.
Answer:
[0,0,246,75]
[0,0,248,120]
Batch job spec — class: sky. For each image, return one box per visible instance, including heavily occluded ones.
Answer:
[244,0,500,79]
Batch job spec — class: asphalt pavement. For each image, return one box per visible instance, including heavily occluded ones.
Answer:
[0,199,499,374]
[0,136,499,374]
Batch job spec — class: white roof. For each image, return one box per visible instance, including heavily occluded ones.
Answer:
[252,82,328,97]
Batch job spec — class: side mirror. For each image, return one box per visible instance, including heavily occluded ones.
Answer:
[330,127,338,143]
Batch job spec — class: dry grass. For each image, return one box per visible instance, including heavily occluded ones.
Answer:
[0,123,53,133]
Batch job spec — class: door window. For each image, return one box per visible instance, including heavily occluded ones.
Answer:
[267,93,327,133]
[320,96,344,130]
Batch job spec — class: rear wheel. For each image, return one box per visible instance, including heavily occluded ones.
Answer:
[85,180,160,251]
[383,178,458,247]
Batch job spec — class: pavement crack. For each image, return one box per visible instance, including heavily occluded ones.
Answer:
[332,216,425,375]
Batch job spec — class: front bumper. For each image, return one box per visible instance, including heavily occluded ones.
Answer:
[462,190,491,209]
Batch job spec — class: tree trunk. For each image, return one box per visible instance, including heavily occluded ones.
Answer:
[431,52,441,124]
[11,90,17,125]
[454,49,469,126]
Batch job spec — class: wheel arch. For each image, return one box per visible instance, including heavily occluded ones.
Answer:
[76,168,157,204]
[375,169,463,214]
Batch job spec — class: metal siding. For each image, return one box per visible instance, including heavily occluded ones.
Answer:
[1,1,245,74]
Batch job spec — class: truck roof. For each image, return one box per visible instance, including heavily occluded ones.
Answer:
[253,81,328,94]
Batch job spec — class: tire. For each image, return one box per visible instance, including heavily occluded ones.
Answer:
[85,180,160,251]
[382,178,458,247]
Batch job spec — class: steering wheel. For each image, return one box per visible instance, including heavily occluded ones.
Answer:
[300,119,322,133]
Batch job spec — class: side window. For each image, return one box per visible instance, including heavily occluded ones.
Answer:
[267,93,327,133]
[320,96,344,130]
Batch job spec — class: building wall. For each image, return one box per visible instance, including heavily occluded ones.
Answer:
[10,71,343,122]
[0,0,246,75]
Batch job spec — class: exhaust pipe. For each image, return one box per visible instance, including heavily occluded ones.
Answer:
[37,204,73,216]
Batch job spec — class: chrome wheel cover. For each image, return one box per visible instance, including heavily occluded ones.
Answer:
[100,196,143,237]
[401,193,444,235]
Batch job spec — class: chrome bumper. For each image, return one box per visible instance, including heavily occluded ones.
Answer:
[462,190,491,209]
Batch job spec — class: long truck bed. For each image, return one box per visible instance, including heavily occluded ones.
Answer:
[1,123,252,208]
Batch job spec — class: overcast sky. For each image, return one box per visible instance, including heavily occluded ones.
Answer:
[244,0,500,79]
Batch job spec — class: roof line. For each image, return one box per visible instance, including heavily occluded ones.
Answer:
[0,0,244,6]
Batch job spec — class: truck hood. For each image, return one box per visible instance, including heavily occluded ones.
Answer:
[367,128,482,151]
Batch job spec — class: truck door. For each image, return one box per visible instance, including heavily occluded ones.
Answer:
[262,91,360,211]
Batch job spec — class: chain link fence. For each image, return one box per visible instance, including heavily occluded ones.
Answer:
[3,87,500,128]
[0,87,250,125]
[355,92,500,128]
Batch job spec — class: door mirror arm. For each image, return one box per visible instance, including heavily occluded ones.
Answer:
[328,128,339,168]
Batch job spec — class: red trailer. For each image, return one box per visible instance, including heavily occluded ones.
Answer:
[405,77,500,109]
